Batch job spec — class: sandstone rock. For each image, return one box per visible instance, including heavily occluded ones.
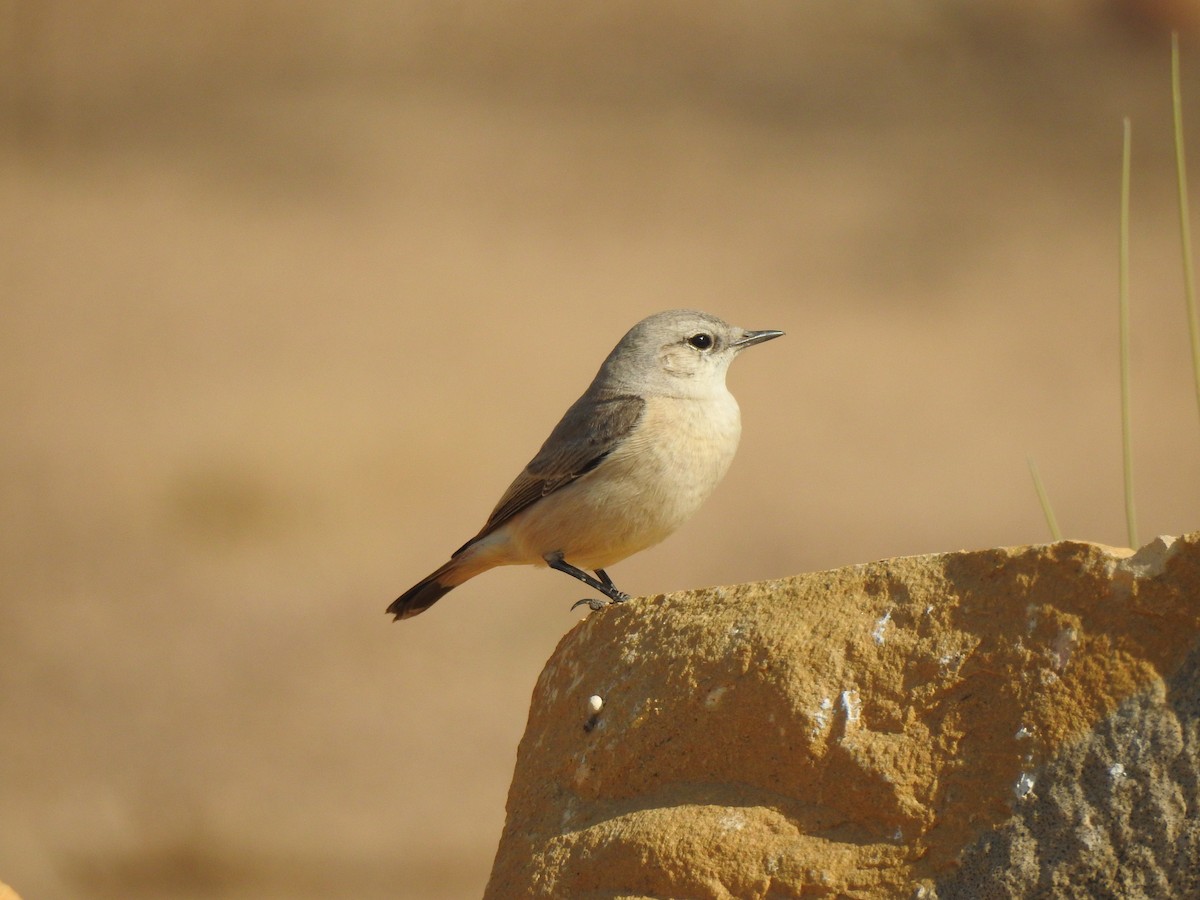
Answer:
[485,534,1200,899]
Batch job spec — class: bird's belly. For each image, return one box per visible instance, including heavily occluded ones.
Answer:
[506,394,742,569]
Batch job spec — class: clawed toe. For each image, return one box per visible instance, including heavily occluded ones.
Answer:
[570,597,609,612]
[570,595,632,612]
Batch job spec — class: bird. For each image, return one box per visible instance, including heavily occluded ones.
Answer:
[388,309,783,620]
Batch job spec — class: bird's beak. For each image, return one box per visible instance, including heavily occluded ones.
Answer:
[733,329,785,349]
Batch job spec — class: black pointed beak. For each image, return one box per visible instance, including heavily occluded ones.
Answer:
[733,329,785,349]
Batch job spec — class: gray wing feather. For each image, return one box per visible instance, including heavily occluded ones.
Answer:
[452,392,645,555]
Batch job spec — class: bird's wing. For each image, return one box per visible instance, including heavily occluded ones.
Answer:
[452,392,646,555]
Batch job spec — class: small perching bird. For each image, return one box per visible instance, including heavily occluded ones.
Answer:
[388,309,783,620]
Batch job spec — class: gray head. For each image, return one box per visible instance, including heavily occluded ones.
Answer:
[593,309,783,397]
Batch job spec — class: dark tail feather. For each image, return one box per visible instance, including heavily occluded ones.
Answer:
[387,569,457,620]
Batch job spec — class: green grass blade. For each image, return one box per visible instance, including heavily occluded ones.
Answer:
[1120,117,1139,549]
[1026,456,1063,541]
[1172,33,1200,426]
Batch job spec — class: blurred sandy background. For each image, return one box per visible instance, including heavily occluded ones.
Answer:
[3,3,1200,898]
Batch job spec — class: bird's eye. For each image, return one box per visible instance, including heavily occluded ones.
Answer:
[687,332,714,350]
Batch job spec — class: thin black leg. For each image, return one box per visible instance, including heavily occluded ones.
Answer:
[545,554,630,611]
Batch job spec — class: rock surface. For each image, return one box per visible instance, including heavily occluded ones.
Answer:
[485,534,1200,899]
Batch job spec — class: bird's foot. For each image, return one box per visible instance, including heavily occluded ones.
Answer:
[570,591,630,612]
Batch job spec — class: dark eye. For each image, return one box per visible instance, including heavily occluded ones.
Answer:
[687,332,714,350]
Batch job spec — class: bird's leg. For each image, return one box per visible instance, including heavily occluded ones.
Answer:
[578,568,629,611]
[545,554,629,611]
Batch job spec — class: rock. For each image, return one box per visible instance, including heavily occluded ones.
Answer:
[0,882,22,900]
[484,534,1200,899]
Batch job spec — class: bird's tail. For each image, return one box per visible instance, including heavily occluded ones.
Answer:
[387,556,476,620]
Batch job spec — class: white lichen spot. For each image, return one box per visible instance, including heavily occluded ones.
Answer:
[1109,762,1127,780]
[924,604,934,617]
[1026,603,1039,635]
[938,648,968,675]
[1074,812,1102,851]
[1014,772,1036,800]
[1050,627,1078,671]
[812,696,834,736]
[587,694,604,715]
[705,685,729,709]
[1015,726,1033,741]
[893,826,904,842]
[872,609,892,645]
[573,759,591,787]
[840,689,862,725]
[718,812,746,832]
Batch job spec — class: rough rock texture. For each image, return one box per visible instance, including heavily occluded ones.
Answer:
[484,534,1200,899]
[936,643,1200,900]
